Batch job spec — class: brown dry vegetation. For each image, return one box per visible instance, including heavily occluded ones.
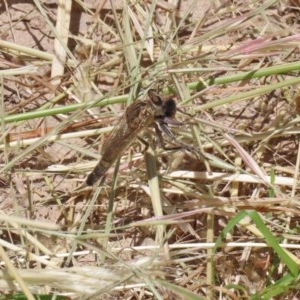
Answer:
[1,0,300,299]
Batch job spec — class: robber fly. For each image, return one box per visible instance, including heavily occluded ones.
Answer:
[86,89,189,186]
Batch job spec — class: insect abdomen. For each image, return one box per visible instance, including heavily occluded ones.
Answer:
[86,161,110,186]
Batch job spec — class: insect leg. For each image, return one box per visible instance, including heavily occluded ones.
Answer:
[137,136,150,153]
[154,122,182,151]
[155,121,205,161]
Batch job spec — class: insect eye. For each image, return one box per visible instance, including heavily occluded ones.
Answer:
[148,89,163,106]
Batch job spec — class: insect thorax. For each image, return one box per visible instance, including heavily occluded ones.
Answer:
[126,100,153,128]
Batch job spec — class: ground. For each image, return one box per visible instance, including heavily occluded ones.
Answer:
[1,0,300,299]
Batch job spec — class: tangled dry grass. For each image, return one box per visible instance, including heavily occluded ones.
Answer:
[1,0,300,299]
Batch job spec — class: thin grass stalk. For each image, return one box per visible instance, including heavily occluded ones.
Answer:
[144,144,165,252]
[32,0,76,62]
[63,190,99,267]
[291,136,300,197]
[0,237,57,267]
[189,0,278,46]
[0,213,60,230]
[172,60,300,84]
[0,117,76,173]
[0,39,54,61]
[3,94,127,124]
[194,77,300,109]
[0,244,35,300]
[0,127,113,150]
[206,213,214,300]
[51,0,72,83]
[129,0,157,86]
[0,66,39,76]
[3,62,300,124]
[3,61,300,125]
[35,241,300,256]
[101,158,121,264]
[168,171,295,186]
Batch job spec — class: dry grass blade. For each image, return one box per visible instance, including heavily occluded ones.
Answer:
[127,4,154,62]
[0,245,35,300]
[0,257,164,295]
[168,170,295,186]
[0,213,60,230]
[51,0,72,84]
[144,144,165,249]
[224,133,269,184]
